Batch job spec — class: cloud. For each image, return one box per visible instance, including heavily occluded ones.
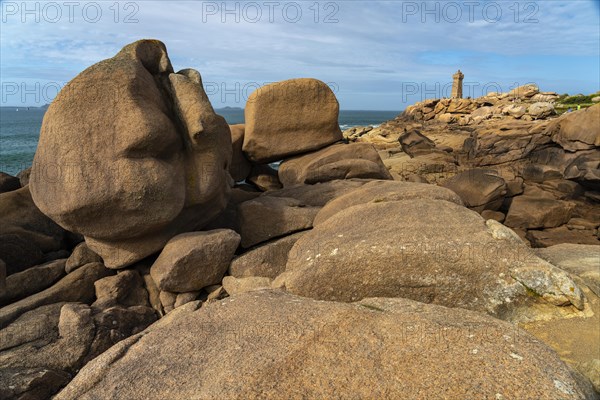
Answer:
[1,0,598,109]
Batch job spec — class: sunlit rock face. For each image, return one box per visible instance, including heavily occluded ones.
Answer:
[30,40,232,269]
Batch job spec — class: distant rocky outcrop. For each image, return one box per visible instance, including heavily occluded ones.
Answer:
[345,93,599,249]
[400,84,559,125]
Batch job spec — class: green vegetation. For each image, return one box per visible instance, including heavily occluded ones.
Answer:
[554,91,599,115]
[559,94,596,104]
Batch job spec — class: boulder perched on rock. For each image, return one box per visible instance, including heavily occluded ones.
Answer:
[278,143,392,187]
[29,40,232,269]
[313,180,463,225]
[547,104,600,152]
[503,104,527,118]
[150,230,240,292]
[440,169,507,212]
[398,129,437,157]
[276,199,584,318]
[505,196,575,229]
[54,291,591,400]
[528,102,555,119]
[509,84,539,99]
[237,196,319,248]
[242,78,342,163]
[228,124,251,182]
[0,186,68,275]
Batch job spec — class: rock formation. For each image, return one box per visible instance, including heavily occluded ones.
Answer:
[54,291,594,400]
[243,78,343,163]
[29,40,233,269]
[344,91,599,248]
[1,40,599,399]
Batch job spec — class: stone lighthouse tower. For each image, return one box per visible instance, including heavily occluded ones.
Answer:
[451,70,464,99]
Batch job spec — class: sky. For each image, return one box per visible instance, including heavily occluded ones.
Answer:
[1,0,599,110]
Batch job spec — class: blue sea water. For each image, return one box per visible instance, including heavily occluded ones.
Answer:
[0,108,399,176]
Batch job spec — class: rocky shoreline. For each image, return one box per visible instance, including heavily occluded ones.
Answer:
[0,40,599,399]
[344,86,600,249]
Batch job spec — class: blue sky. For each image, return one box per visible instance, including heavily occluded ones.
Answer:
[1,0,599,110]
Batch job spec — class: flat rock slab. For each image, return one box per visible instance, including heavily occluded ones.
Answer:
[0,259,66,306]
[0,262,111,327]
[278,143,392,187]
[238,196,319,248]
[314,180,463,225]
[526,227,599,248]
[55,291,591,400]
[505,196,575,229]
[229,232,305,279]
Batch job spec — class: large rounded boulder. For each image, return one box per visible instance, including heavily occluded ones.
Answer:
[243,78,342,163]
[276,199,584,318]
[29,40,232,268]
[55,291,591,400]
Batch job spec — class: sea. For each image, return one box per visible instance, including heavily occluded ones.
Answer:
[0,108,400,176]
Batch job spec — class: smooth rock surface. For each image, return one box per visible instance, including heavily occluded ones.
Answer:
[55,291,591,400]
[314,180,463,225]
[238,196,319,248]
[150,230,240,292]
[229,232,305,279]
[505,196,575,229]
[277,200,584,318]
[222,276,272,295]
[30,40,232,269]
[243,78,342,163]
[441,169,507,212]
[278,143,392,187]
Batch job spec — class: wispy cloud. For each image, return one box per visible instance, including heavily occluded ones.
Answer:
[1,0,598,109]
